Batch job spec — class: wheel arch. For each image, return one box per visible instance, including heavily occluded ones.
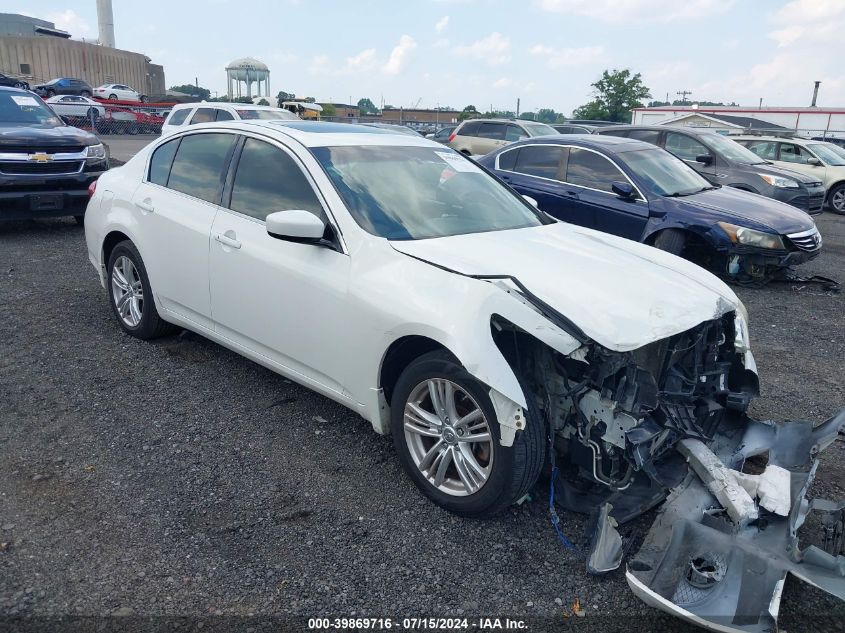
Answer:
[379,335,454,406]
[102,230,132,270]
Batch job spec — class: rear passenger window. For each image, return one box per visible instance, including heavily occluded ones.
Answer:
[459,121,481,136]
[497,148,519,171]
[167,133,236,203]
[626,129,661,144]
[514,145,565,179]
[566,148,626,193]
[190,108,216,125]
[477,123,506,140]
[167,109,190,126]
[215,109,235,121]
[148,138,180,186]
[229,138,324,221]
[743,140,777,160]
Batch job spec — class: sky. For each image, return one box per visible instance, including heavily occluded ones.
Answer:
[21,0,845,115]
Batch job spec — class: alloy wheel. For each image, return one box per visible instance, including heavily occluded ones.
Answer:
[832,189,845,212]
[403,378,494,496]
[111,256,144,327]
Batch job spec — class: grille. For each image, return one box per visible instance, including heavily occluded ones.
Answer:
[787,228,822,252]
[0,145,86,154]
[0,161,84,175]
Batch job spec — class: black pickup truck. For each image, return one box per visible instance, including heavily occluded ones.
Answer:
[0,86,108,223]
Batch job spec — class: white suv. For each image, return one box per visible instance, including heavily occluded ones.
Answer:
[733,135,845,214]
[161,102,299,136]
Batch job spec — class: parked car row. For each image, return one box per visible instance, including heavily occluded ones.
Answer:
[78,119,844,633]
[31,77,148,102]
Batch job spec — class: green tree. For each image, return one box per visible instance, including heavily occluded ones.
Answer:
[357,97,378,114]
[459,104,479,121]
[257,98,269,106]
[518,112,536,121]
[536,108,559,124]
[169,84,210,100]
[276,90,295,102]
[573,69,651,122]
[321,103,337,117]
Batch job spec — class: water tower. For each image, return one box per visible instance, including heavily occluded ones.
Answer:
[226,57,270,100]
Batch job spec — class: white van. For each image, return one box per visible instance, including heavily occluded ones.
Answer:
[160,102,299,136]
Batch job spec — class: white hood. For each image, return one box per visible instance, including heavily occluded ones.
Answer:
[391,222,740,352]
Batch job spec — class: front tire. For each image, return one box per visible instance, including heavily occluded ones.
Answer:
[828,183,845,215]
[391,350,544,518]
[107,241,177,339]
[653,228,687,256]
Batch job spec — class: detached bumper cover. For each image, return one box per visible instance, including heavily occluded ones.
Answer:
[626,409,845,633]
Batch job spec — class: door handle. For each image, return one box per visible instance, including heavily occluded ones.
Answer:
[135,198,154,213]
[564,190,580,199]
[214,232,241,249]
[499,173,511,181]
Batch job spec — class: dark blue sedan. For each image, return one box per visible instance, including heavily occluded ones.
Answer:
[476,135,822,282]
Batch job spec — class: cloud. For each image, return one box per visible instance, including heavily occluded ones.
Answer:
[433,38,450,49]
[454,32,511,66]
[529,44,605,68]
[308,55,331,75]
[345,48,378,73]
[493,77,512,89]
[46,9,91,36]
[435,15,450,33]
[382,35,417,75]
[767,0,845,47]
[535,0,735,23]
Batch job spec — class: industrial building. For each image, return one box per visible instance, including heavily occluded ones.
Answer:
[631,105,845,137]
[0,7,165,98]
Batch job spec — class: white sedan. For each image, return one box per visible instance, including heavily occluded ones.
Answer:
[45,94,105,119]
[84,120,844,632]
[94,83,146,102]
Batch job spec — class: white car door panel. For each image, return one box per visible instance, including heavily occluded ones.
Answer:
[209,211,351,396]
[208,137,353,395]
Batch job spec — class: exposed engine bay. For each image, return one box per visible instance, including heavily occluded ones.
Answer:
[491,310,845,632]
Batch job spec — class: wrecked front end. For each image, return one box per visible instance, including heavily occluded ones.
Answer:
[492,308,845,632]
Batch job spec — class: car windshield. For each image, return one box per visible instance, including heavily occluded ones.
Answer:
[705,133,767,164]
[622,148,713,197]
[820,142,845,161]
[523,122,557,137]
[0,92,63,128]
[312,145,548,240]
[235,109,295,120]
[808,143,845,166]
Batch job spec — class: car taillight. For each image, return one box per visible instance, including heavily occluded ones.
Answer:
[88,180,97,198]
[448,132,456,142]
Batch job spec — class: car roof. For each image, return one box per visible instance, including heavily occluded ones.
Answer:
[0,86,32,95]
[600,125,723,138]
[177,120,438,148]
[171,102,280,110]
[506,133,655,153]
[730,135,815,143]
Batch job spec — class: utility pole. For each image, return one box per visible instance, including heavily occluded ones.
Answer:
[516,97,520,117]
[676,89,692,104]
[758,97,763,109]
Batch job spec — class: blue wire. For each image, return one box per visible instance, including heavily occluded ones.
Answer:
[549,466,577,551]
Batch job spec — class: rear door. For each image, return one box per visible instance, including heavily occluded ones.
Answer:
[130,131,237,330]
[564,147,650,240]
[776,142,826,181]
[663,131,717,181]
[208,136,351,396]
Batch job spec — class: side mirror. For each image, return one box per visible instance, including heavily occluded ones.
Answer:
[522,195,539,208]
[266,210,326,244]
[695,154,714,166]
[808,157,822,166]
[611,181,635,198]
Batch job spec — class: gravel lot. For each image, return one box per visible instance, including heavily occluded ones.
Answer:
[1,211,844,633]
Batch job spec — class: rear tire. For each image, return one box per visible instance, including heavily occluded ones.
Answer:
[827,183,845,215]
[140,95,149,103]
[46,89,56,98]
[391,350,544,518]
[107,241,177,340]
[653,229,687,256]
[109,94,118,100]
[80,90,91,98]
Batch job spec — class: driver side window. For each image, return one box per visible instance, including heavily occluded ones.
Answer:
[665,132,710,162]
[228,138,325,222]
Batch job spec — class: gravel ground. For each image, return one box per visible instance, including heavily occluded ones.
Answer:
[1,212,844,633]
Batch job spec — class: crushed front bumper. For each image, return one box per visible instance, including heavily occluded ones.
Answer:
[626,409,845,632]
[724,243,821,281]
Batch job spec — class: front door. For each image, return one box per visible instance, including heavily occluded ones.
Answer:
[663,131,717,182]
[208,137,351,396]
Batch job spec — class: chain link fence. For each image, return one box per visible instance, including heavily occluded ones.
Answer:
[44,98,172,136]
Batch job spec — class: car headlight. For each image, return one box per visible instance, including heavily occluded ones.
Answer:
[734,311,750,353]
[717,222,785,250]
[757,173,799,189]
[86,144,107,161]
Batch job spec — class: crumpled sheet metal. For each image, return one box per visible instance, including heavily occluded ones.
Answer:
[626,409,845,633]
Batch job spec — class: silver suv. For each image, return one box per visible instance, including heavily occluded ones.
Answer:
[447,119,556,155]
